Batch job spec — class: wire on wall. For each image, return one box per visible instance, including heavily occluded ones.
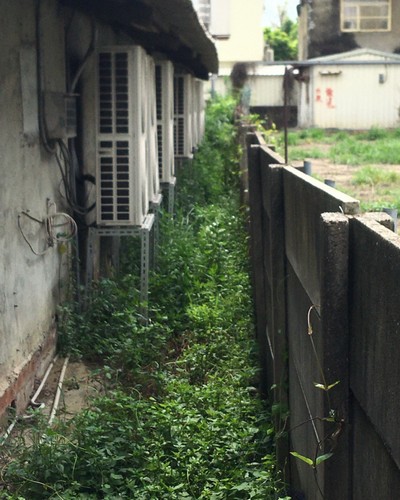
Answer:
[56,140,95,216]
[18,207,77,256]
[35,0,57,155]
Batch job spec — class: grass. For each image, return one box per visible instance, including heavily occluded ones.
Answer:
[276,127,400,215]
[281,127,400,166]
[352,166,400,186]
[0,95,288,499]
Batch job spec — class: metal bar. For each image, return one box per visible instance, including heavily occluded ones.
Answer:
[84,227,96,307]
[86,217,155,322]
[168,178,176,214]
[140,224,150,321]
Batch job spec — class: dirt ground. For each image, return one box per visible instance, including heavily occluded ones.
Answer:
[36,357,104,421]
[292,157,400,212]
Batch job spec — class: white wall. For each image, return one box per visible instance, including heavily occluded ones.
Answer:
[214,0,265,73]
[299,64,400,129]
[0,0,69,411]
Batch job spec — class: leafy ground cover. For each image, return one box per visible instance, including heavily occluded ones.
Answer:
[0,96,288,499]
[278,127,400,214]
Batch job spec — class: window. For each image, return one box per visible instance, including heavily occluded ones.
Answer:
[210,0,230,38]
[341,0,391,32]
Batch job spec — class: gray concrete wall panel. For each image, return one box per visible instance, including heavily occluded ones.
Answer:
[350,216,400,468]
[283,166,358,311]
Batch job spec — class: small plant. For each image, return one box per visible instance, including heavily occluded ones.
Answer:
[2,94,288,499]
[352,165,400,186]
[289,306,345,499]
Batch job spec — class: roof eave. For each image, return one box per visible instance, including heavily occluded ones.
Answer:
[61,0,218,79]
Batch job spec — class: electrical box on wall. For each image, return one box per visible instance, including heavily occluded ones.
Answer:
[44,91,77,139]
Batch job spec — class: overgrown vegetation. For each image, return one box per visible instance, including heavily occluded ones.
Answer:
[0,95,288,499]
[283,127,400,165]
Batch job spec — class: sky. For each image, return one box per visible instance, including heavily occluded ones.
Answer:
[263,0,299,26]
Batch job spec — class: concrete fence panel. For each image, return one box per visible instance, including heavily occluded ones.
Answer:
[283,167,359,310]
[287,212,351,500]
[349,216,400,498]
[240,131,400,498]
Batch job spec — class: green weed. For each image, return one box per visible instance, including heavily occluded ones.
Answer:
[352,165,400,186]
[280,127,400,166]
[2,95,288,499]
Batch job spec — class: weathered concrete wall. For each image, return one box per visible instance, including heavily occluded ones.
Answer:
[283,166,358,309]
[349,216,400,497]
[298,0,358,59]
[283,168,356,500]
[298,0,400,59]
[245,135,400,498]
[0,0,124,420]
[0,0,70,417]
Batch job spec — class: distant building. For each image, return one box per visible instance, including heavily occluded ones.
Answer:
[192,0,265,73]
[297,48,400,129]
[298,0,400,60]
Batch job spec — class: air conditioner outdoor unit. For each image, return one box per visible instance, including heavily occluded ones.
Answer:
[145,55,161,204]
[96,46,149,226]
[156,60,175,184]
[174,73,193,158]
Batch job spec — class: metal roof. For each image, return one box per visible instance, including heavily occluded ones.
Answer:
[305,48,400,64]
[61,0,218,79]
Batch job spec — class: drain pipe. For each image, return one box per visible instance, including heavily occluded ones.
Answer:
[0,417,18,445]
[30,354,59,409]
[48,356,70,425]
[0,354,59,445]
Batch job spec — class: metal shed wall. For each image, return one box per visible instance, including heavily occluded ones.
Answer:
[299,60,400,129]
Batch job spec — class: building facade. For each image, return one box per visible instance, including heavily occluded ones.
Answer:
[193,0,265,73]
[0,0,216,424]
[298,0,400,60]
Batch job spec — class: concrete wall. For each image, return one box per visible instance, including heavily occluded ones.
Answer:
[283,169,356,500]
[0,0,137,420]
[0,0,69,417]
[298,0,400,60]
[244,130,400,498]
[349,217,400,499]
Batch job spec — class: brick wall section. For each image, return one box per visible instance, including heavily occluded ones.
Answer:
[0,329,56,427]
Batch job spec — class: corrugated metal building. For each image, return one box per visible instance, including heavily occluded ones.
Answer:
[211,63,299,126]
[297,48,400,129]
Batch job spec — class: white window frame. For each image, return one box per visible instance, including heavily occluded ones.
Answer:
[341,0,391,32]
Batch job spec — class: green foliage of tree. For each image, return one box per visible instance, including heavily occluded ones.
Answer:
[264,19,298,61]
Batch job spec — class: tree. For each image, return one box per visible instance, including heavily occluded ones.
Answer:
[264,19,298,61]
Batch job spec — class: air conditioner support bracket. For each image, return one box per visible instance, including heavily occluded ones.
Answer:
[161,177,176,215]
[85,213,155,322]
[150,194,163,268]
